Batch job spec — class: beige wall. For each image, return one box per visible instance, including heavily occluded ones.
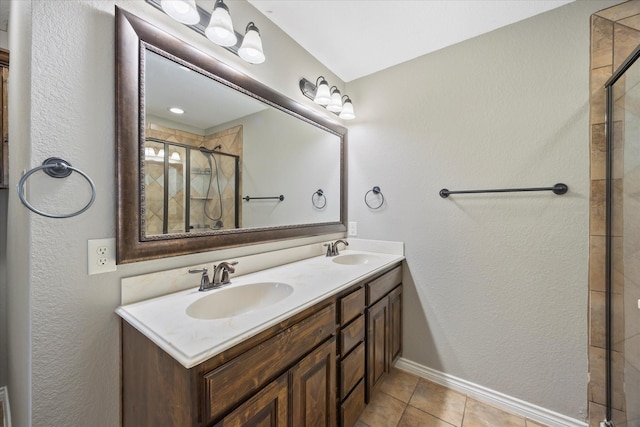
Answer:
[346,0,621,420]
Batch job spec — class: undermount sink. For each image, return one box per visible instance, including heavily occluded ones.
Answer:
[186,282,294,320]
[332,254,380,265]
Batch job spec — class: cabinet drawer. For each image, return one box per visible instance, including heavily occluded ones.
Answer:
[341,379,365,427]
[366,266,402,305]
[340,314,364,356]
[203,303,336,422]
[340,287,364,325]
[340,342,365,399]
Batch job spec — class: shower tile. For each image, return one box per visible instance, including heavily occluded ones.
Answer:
[589,235,606,292]
[589,346,606,405]
[596,2,640,23]
[462,398,525,427]
[619,13,640,31]
[612,236,624,294]
[589,291,606,349]
[614,23,640,71]
[611,179,624,237]
[589,346,626,410]
[591,15,614,70]
[590,124,606,180]
[525,420,546,427]
[408,379,466,427]
[591,66,612,125]
[590,179,606,236]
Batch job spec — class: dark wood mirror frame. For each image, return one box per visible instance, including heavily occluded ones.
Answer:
[116,8,347,264]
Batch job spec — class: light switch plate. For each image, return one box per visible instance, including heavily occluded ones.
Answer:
[348,221,357,236]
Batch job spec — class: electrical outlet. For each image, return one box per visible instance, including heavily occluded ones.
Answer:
[348,221,357,237]
[88,238,117,275]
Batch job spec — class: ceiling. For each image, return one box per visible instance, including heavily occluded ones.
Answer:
[246,0,574,82]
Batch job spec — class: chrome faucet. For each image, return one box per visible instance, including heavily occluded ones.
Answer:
[212,261,238,286]
[189,260,238,291]
[324,239,349,257]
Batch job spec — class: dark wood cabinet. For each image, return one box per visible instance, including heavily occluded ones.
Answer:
[290,338,336,427]
[365,266,403,401]
[122,262,402,427]
[215,374,289,427]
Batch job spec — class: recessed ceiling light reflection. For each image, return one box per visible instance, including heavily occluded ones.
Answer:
[169,107,185,114]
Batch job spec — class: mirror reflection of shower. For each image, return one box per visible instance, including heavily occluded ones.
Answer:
[143,137,240,236]
[199,145,224,230]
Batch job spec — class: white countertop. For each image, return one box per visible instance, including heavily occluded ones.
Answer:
[116,249,404,369]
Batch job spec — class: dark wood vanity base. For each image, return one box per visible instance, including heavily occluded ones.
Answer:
[121,263,402,427]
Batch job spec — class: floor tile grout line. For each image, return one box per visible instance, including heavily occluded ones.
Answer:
[460,394,468,427]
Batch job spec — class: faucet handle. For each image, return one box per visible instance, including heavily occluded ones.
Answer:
[324,243,333,257]
[189,268,211,291]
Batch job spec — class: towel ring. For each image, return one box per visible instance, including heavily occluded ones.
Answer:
[312,189,326,209]
[365,186,385,209]
[17,157,96,219]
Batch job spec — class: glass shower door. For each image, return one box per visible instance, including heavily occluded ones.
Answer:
[607,45,640,427]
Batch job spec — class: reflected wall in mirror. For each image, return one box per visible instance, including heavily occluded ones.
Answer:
[116,8,347,263]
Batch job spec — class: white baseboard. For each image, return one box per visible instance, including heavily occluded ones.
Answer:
[394,358,587,427]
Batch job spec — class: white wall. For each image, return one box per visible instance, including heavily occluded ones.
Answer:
[6,1,344,426]
[346,1,611,420]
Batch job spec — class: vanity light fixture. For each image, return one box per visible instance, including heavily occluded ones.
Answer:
[160,0,200,25]
[339,96,355,120]
[149,0,266,64]
[299,77,356,120]
[238,22,265,64]
[327,87,343,113]
[205,0,237,47]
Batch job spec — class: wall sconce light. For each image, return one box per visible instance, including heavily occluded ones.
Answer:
[299,77,356,120]
[151,0,266,64]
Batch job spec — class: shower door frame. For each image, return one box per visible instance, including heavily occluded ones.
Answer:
[602,40,640,426]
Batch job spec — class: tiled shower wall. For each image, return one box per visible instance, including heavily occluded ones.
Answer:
[589,1,640,425]
[144,122,243,234]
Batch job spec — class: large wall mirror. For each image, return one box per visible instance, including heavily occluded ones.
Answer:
[116,8,347,263]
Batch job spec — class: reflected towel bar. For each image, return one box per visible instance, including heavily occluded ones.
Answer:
[243,195,285,202]
[439,183,568,198]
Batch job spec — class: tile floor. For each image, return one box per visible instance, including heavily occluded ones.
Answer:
[356,368,548,427]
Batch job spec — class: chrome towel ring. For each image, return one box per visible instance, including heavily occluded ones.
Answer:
[17,157,96,219]
[365,186,385,209]
[312,189,326,209]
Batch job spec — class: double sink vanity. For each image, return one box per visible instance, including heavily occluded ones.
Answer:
[114,7,403,426]
[117,240,404,426]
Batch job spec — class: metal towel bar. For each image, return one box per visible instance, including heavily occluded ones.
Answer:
[439,183,568,198]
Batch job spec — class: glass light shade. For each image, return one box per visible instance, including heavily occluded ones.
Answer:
[314,80,331,105]
[144,147,156,158]
[327,88,343,113]
[161,0,200,25]
[157,148,165,158]
[339,99,355,120]
[238,23,265,64]
[205,1,237,47]
[170,152,181,161]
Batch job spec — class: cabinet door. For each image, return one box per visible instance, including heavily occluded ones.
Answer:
[366,297,389,400]
[389,286,402,364]
[215,373,288,427]
[290,338,337,427]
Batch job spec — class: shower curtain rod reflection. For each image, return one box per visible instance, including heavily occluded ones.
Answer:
[439,183,568,198]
